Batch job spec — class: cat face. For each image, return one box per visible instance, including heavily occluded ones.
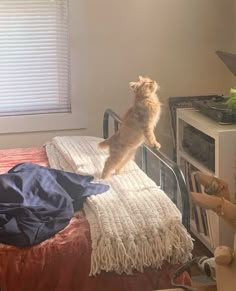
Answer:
[129,76,159,97]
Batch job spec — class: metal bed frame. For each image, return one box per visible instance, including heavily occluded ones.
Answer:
[102,108,190,230]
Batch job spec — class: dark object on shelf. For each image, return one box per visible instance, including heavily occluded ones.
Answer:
[192,96,236,124]
[216,51,236,77]
[182,125,215,172]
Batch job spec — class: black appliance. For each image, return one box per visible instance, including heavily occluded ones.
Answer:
[182,125,215,172]
[192,96,236,125]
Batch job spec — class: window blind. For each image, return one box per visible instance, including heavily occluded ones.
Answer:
[0,0,71,117]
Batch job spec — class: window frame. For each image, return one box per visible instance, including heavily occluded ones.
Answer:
[0,0,86,134]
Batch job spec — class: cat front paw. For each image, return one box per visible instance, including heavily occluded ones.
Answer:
[152,142,161,149]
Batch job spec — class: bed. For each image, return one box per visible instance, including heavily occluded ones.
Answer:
[0,109,193,291]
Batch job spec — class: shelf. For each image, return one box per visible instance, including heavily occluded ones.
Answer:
[177,107,236,250]
[179,150,214,175]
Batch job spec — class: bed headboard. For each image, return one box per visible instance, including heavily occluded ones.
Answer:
[102,108,190,231]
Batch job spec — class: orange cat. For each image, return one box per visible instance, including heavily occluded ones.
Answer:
[99,76,162,179]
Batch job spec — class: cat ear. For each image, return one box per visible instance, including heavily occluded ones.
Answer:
[129,82,137,89]
[138,76,143,81]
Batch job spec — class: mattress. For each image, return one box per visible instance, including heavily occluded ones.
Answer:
[0,145,192,291]
[0,147,48,174]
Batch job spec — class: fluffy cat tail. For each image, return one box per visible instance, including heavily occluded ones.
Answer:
[98,137,112,149]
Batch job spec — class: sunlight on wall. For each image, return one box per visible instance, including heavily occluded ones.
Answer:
[0,0,235,151]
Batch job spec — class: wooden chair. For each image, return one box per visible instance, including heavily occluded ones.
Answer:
[191,172,236,291]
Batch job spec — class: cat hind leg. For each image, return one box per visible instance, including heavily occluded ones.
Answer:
[115,150,136,175]
[101,152,127,179]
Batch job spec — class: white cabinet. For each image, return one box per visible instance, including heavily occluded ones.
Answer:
[176,108,236,252]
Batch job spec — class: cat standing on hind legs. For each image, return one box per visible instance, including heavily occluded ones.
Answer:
[99,76,162,179]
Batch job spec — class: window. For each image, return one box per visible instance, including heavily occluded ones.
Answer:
[0,0,70,117]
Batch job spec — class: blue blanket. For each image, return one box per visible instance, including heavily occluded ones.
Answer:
[0,163,109,247]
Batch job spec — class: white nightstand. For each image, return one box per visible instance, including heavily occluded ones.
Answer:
[176,108,236,251]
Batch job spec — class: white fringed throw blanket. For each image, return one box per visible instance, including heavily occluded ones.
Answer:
[45,136,193,275]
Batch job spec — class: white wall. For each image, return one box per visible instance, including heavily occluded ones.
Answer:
[1,0,235,152]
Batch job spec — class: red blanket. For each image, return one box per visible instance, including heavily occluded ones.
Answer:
[0,147,191,291]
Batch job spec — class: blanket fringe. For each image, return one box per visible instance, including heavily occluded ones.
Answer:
[89,220,193,276]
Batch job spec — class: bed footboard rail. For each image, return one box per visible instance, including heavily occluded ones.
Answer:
[103,108,190,231]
